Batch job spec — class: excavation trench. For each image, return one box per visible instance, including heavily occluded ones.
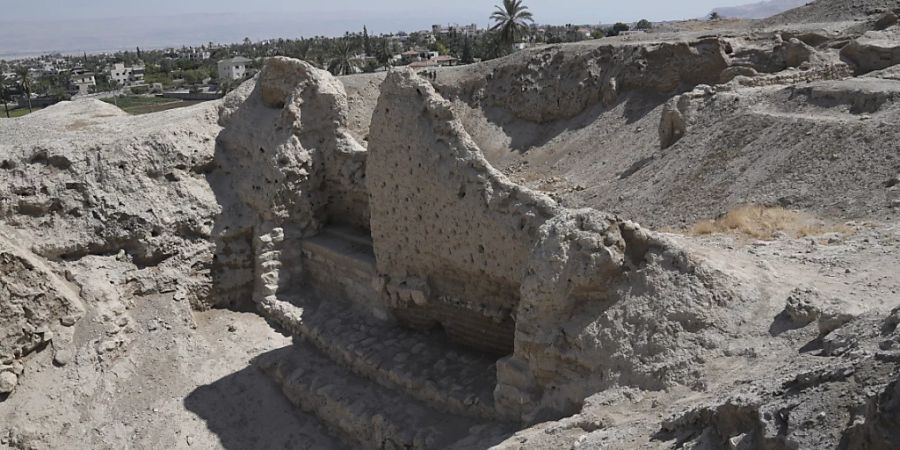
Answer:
[203,46,765,446]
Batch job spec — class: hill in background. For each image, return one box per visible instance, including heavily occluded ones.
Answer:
[713,0,809,19]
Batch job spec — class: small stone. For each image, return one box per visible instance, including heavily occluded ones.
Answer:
[147,320,159,332]
[186,436,194,446]
[819,311,855,336]
[99,340,119,354]
[784,289,821,326]
[53,349,73,366]
[227,324,237,333]
[0,371,18,393]
[60,315,79,327]
[886,175,900,188]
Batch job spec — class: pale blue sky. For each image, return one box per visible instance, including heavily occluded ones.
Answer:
[5,0,751,26]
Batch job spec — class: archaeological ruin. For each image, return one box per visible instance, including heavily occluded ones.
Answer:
[3,1,900,448]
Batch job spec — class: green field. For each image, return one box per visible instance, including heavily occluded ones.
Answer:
[101,96,206,115]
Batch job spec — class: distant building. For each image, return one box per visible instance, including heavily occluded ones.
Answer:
[70,67,96,95]
[401,50,440,65]
[419,50,439,61]
[107,62,145,87]
[434,55,458,67]
[432,23,479,36]
[217,57,251,81]
[179,49,211,61]
[400,50,421,64]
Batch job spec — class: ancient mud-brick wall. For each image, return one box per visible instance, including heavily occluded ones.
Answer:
[367,70,560,355]
[368,68,749,424]
[214,57,369,308]
[437,38,730,123]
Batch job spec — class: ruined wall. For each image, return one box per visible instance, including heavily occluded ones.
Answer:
[435,38,730,124]
[0,99,223,310]
[214,57,370,310]
[497,210,749,422]
[367,70,560,354]
[367,69,752,422]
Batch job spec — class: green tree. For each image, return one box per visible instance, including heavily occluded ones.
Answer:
[1,80,11,118]
[327,40,358,76]
[709,11,721,20]
[461,36,474,64]
[375,39,394,68]
[183,68,209,85]
[635,19,653,30]
[363,26,372,56]
[606,22,630,37]
[430,40,450,55]
[489,0,534,52]
[15,67,32,112]
[219,78,235,95]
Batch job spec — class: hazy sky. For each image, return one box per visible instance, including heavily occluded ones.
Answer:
[5,0,752,27]
[1,0,759,58]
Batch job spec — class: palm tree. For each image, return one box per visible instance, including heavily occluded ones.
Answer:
[490,0,534,52]
[1,81,10,118]
[375,39,393,68]
[15,67,32,112]
[327,40,358,76]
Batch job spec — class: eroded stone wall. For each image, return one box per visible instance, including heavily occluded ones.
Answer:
[367,68,752,423]
[435,38,730,124]
[214,57,370,309]
[367,70,560,354]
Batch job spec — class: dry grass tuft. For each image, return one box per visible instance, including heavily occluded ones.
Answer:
[685,205,851,240]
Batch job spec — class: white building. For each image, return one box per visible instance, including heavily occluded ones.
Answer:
[179,49,211,61]
[107,62,145,87]
[217,57,251,81]
[70,67,96,95]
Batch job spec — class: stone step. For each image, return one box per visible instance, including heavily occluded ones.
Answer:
[256,344,515,450]
[258,295,509,422]
[321,224,374,248]
[299,228,381,316]
[300,232,376,276]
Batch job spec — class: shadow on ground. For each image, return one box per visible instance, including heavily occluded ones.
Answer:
[184,349,346,450]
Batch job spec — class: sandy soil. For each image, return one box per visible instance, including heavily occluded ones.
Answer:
[0,295,343,450]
